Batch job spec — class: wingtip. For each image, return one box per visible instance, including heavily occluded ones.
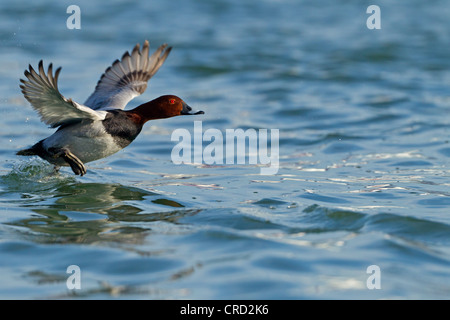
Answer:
[132,43,140,55]
[121,51,131,60]
[141,40,150,59]
[54,66,62,85]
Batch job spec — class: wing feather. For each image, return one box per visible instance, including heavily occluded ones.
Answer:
[84,40,172,110]
[20,61,106,128]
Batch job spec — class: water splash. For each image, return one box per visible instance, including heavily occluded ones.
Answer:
[0,158,76,193]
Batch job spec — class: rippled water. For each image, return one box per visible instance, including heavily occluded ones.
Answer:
[0,0,449,299]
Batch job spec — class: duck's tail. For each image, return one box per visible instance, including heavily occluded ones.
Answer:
[16,148,37,156]
[16,140,44,156]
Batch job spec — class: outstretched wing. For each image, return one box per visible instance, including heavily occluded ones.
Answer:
[20,61,107,128]
[84,40,172,111]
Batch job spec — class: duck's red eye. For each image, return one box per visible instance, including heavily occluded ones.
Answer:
[169,99,176,104]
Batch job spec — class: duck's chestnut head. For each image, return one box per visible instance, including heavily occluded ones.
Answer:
[130,95,204,124]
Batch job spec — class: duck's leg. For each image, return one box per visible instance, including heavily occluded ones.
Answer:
[48,147,87,176]
[64,152,87,176]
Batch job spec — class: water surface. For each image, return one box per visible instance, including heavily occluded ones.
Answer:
[0,0,449,299]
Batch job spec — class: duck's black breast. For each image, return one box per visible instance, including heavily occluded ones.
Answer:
[102,110,143,148]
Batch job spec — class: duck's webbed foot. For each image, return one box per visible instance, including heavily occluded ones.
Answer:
[48,147,87,176]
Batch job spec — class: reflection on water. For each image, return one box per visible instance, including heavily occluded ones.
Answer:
[1,163,200,246]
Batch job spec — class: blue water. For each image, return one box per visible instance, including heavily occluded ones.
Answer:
[0,0,449,299]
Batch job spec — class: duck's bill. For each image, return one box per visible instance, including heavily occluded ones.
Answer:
[181,103,204,115]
